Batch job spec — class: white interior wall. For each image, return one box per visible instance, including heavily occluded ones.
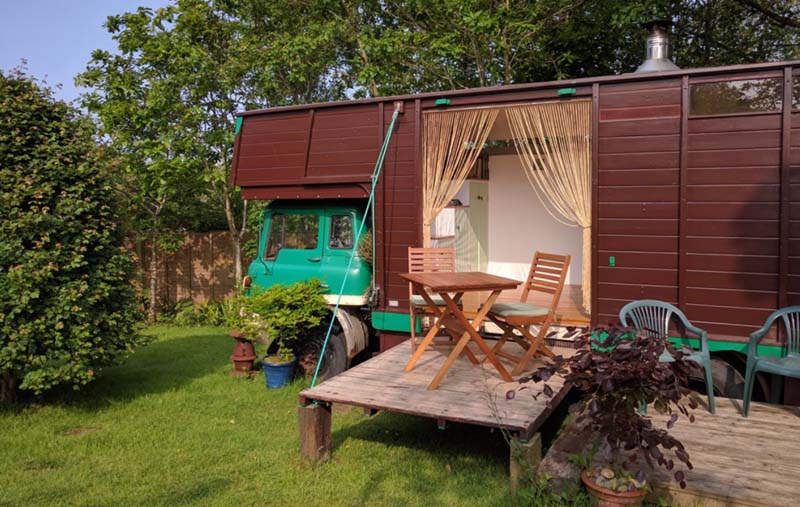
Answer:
[487,155,583,285]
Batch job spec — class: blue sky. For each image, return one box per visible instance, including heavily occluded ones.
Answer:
[0,0,171,104]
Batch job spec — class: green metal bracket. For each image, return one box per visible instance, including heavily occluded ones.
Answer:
[234,116,243,135]
[557,87,577,97]
[435,98,451,106]
[609,256,616,267]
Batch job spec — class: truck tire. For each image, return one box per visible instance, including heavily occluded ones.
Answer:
[313,331,349,382]
[689,357,745,399]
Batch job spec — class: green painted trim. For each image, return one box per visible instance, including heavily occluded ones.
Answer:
[234,116,243,135]
[372,311,420,333]
[669,337,784,357]
[435,98,452,106]
[557,87,577,96]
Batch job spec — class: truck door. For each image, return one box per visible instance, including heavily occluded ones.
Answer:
[322,210,355,293]
[259,211,324,287]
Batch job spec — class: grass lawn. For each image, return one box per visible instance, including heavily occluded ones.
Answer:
[0,326,524,507]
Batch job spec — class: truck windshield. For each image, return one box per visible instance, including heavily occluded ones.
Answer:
[264,214,319,260]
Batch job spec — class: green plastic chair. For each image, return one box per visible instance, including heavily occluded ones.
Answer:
[619,300,715,414]
[742,306,800,417]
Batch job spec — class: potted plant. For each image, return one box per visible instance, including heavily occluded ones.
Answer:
[223,295,258,377]
[247,280,329,389]
[517,325,699,506]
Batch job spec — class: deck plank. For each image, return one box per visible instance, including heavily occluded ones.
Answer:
[301,340,572,435]
[648,398,800,507]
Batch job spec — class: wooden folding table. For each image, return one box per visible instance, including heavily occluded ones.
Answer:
[399,271,522,390]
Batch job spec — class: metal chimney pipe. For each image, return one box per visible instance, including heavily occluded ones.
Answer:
[635,19,680,73]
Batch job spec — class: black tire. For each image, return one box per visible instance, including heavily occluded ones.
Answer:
[688,357,745,399]
[313,331,348,382]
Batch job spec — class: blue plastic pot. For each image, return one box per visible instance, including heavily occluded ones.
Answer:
[261,358,294,389]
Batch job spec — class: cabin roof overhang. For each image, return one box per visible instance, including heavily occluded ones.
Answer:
[238,59,800,117]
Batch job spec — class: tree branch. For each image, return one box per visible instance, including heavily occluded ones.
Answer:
[735,0,800,28]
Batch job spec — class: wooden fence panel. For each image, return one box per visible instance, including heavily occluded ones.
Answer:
[132,231,241,305]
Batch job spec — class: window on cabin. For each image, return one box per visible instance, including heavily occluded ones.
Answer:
[689,78,782,115]
[264,214,319,259]
[793,76,800,110]
[329,215,354,249]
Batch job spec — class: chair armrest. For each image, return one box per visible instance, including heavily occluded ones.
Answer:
[748,317,777,359]
[677,318,709,355]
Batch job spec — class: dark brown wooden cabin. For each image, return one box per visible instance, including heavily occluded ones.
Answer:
[232,60,800,353]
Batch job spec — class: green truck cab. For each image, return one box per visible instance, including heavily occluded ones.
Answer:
[247,200,372,375]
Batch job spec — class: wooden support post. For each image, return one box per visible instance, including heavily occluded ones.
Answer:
[298,401,332,463]
[509,433,542,492]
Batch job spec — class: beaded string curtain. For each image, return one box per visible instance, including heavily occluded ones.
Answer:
[422,108,499,246]
[505,100,592,313]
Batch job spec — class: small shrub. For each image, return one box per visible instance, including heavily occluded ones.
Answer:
[357,229,372,266]
[155,299,231,327]
[517,325,698,490]
[516,476,593,507]
[0,69,145,402]
[245,280,328,362]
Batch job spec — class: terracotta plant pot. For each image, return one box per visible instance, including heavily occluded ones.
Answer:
[581,471,646,507]
[230,331,256,377]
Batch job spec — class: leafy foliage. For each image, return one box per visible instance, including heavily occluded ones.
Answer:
[0,70,145,402]
[157,299,232,327]
[241,280,329,362]
[517,326,699,489]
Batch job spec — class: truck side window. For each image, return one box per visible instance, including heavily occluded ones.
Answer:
[264,214,319,259]
[329,215,354,249]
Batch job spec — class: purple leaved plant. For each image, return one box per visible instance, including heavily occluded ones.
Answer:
[514,325,699,489]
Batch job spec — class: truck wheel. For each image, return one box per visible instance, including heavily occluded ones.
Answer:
[313,331,349,382]
[689,358,745,399]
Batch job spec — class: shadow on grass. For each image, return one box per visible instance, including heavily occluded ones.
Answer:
[334,410,506,456]
[40,327,231,410]
[141,477,232,506]
[334,412,510,506]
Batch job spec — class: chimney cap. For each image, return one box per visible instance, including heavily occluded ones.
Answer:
[641,18,674,31]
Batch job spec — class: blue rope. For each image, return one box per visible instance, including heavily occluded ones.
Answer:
[310,107,401,388]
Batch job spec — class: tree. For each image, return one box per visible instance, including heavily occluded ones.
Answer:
[0,69,145,403]
[343,0,800,95]
[79,6,208,321]
[81,1,351,293]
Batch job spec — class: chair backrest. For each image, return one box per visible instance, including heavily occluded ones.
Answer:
[760,306,800,357]
[619,300,690,340]
[407,247,456,298]
[521,252,570,312]
[408,247,456,274]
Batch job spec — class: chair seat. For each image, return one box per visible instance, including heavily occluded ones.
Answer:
[657,349,707,365]
[754,355,800,377]
[488,302,550,318]
[411,294,447,307]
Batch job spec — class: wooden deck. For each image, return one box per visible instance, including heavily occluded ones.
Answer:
[298,339,573,488]
[648,398,800,507]
[300,340,571,439]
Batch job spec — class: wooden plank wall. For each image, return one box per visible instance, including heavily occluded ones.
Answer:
[234,111,309,186]
[789,79,800,305]
[307,105,379,179]
[596,69,797,343]
[595,78,682,325]
[684,105,782,339]
[375,101,421,311]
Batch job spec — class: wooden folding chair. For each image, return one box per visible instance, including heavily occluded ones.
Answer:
[487,252,570,375]
[408,247,456,353]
